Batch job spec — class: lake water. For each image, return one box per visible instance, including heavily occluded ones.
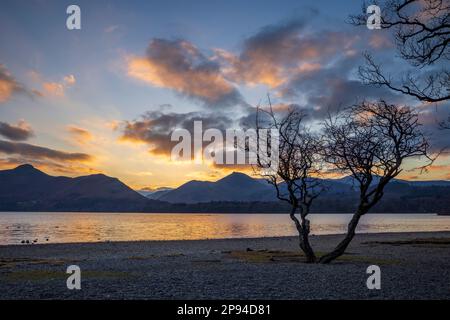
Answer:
[0,212,449,245]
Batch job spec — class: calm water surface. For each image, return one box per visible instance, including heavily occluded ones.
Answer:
[0,212,449,245]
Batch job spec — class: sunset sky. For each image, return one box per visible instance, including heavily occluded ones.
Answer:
[1,0,449,189]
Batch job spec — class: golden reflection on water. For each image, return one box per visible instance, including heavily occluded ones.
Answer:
[0,213,450,245]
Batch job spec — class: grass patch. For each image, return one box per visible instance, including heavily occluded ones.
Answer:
[336,255,401,265]
[126,255,156,260]
[126,253,184,260]
[0,258,78,268]
[2,270,66,281]
[226,249,400,265]
[165,253,185,257]
[363,237,450,248]
[192,259,222,264]
[227,250,305,263]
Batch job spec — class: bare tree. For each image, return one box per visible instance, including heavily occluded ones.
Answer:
[255,101,323,263]
[350,0,450,103]
[319,100,432,263]
[359,52,449,103]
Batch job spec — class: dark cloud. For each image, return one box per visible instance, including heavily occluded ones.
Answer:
[217,19,359,89]
[416,102,450,153]
[0,121,34,141]
[121,110,233,156]
[213,18,413,120]
[128,39,246,108]
[0,140,92,162]
[280,54,408,119]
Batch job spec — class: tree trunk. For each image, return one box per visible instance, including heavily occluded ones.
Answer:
[300,219,316,263]
[289,207,316,263]
[318,207,365,264]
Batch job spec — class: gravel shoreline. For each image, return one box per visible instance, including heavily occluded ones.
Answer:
[1,231,449,299]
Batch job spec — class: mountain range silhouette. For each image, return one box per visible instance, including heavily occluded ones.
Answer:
[1,164,449,213]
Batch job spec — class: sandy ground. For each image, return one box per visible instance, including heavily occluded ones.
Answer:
[0,231,449,300]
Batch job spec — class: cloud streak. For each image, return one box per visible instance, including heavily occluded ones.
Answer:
[0,120,34,141]
[67,125,93,144]
[0,140,92,162]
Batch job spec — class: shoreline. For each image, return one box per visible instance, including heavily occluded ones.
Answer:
[1,229,450,248]
[1,231,449,299]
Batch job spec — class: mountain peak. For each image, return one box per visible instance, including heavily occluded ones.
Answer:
[219,171,251,181]
[8,164,50,179]
[14,164,41,173]
[230,171,247,176]
[216,171,259,187]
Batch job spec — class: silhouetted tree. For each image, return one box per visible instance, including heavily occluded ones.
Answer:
[255,100,323,263]
[319,100,432,263]
[350,0,449,104]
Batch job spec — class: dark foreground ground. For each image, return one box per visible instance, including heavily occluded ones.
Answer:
[0,231,449,299]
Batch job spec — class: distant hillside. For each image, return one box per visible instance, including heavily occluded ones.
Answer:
[158,172,274,203]
[0,164,164,212]
[1,165,449,213]
[137,187,173,200]
[152,172,450,214]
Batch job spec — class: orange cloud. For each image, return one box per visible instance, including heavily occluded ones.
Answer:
[127,56,236,103]
[0,64,28,103]
[216,21,354,90]
[425,164,450,176]
[211,162,254,174]
[0,157,98,177]
[67,125,93,144]
[400,162,450,181]
[63,74,76,86]
[43,82,65,97]
[30,72,76,98]
[127,39,244,107]
[0,78,16,102]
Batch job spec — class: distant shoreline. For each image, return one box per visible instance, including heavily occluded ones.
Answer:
[1,229,450,248]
